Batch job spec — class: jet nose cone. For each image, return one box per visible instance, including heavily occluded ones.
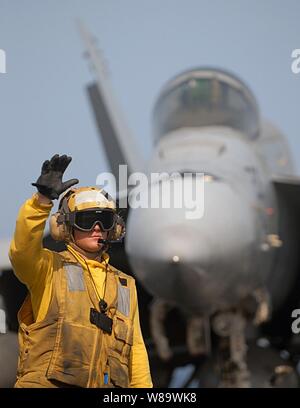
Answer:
[144,224,212,265]
[126,180,257,313]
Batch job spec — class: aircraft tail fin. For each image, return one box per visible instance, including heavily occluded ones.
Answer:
[273,175,300,206]
[268,175,300,329]
[78,21,143,182]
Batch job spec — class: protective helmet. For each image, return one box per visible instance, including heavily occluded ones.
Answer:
[50,186,125,243]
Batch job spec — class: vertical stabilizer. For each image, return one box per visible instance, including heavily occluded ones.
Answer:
[78,22,143,178]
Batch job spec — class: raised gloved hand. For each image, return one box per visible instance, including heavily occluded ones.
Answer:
[32,154,79,200]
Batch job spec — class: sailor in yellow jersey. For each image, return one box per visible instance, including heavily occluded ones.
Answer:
[9,154,152,388]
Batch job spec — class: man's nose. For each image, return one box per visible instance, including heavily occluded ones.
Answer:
[92,223,101,231]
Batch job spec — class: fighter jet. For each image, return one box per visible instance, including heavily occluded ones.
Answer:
[79,23,300,387]
[1,23,298,389]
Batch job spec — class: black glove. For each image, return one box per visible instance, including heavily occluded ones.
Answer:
[32,154,79,200]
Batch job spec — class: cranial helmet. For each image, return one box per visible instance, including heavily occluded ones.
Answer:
[49,186,125,243]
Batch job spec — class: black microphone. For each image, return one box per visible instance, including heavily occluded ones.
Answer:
[98,238,123,245]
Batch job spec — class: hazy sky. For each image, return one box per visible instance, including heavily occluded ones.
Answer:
[1,0,300,239]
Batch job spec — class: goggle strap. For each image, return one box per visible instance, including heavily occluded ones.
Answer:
[57,212,74,225]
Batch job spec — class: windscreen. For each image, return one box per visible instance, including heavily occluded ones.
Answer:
[153,69,260,144]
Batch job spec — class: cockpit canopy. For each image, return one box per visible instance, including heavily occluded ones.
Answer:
[153,68,260,144]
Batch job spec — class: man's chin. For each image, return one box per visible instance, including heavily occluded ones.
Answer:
[89,246,103,252]
[79,244,102,253]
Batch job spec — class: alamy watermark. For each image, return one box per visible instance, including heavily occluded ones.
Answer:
[95,165,205,220]
[0,309,6,334]
[291,49,300,74]
[291,309,300,334]
[0,49,6,74]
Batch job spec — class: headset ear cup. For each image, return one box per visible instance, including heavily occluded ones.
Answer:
[50,213,68,241]
[111,224,122,240]
[111,215,125,240]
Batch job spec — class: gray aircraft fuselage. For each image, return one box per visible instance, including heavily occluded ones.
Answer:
[125,69,296,317]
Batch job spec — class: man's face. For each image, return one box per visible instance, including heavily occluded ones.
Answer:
[73,223,109,252]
